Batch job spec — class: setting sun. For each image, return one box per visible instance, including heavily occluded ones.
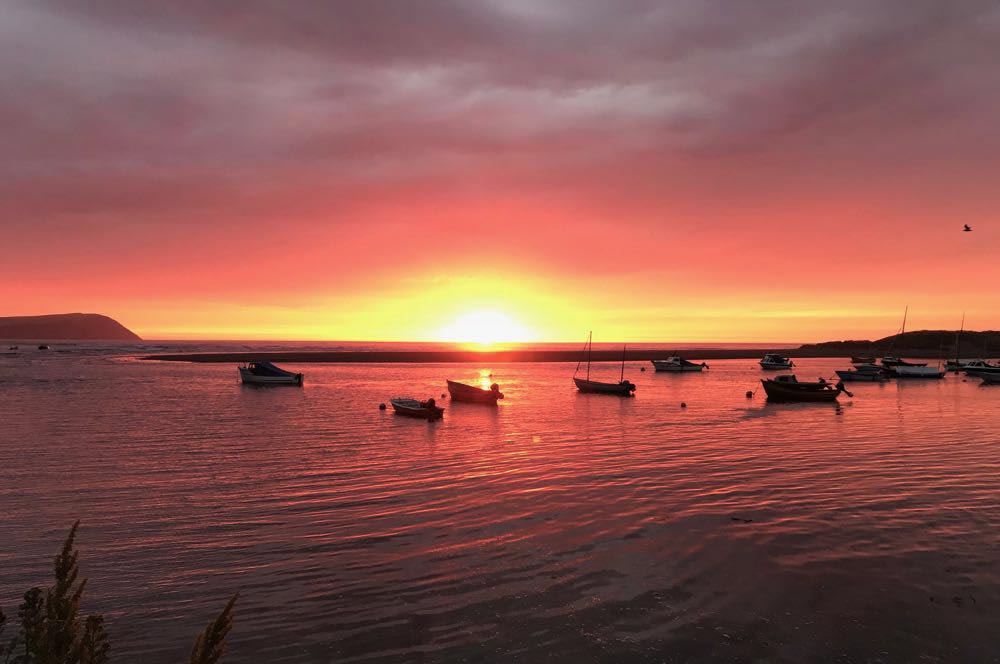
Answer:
[437,311,534,345]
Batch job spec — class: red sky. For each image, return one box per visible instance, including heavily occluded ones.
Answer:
[2,1,998,342]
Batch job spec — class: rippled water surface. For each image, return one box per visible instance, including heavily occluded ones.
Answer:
[2,346,1000,662]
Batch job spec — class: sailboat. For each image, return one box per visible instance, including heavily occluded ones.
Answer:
[881,306,927,375]
[945,314,972,371]
[573,332,636,395]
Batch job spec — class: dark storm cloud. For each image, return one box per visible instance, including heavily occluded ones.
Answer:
[1,0,998,259]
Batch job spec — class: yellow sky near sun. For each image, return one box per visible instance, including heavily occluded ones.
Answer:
[95,270,987,343]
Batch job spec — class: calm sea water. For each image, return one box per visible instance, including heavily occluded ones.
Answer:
[2,344,999,662]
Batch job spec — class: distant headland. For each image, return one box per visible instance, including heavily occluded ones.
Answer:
[0,313,141,341]
[799,329,999,356]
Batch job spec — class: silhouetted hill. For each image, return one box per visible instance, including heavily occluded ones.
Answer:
[800,330,1000,356]
[0,313,141,341]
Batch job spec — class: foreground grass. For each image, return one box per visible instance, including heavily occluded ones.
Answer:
[1,522,237,663]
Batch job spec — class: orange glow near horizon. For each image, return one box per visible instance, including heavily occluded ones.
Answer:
[27,268,997,344]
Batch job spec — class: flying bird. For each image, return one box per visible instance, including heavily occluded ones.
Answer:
[963,224,972,232]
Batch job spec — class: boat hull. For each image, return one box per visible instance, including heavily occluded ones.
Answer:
[574,377,636,395]
[836,370,886,382]
[391,399,444,419]
[239,368,303,386]
[894,366,945,379]
[760,362,794,370]
[881,358,927,368]
[446,380,503,404]
[959,365,1000,374]
[651,360,704,372]
[761,379,841,402]
[969,371,1000,384]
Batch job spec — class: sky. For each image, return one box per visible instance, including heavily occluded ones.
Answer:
[2,0,998,342]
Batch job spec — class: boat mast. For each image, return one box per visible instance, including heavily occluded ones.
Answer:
[955,312,964,364]
[889,305,908,355]
[587,331,592,381]
[620,344,626,382]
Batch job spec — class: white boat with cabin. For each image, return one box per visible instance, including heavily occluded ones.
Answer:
[238,361,304,386]
[759,353,794,370]
[651,355,707,372]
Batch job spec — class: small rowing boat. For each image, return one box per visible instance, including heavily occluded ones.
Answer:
[238,361,304,386]
[447,380,504,404]
[651,355,707,372]
[761,375,851,402]
[391,397,444,419]
[759,353,794,370]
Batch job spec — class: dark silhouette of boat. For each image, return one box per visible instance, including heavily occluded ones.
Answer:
[573,332,635,396]
[879,307,928,375]
[447,380,504,404]
[894,365,946,379]
[651,355,708,372]
[573,377,636,395]
[951,359,1000,374]
[238,361,303,385]
[836,369,887,382]
[969,371,1000,384]
[759,353,793,370]
[761,375,851,402]
[850,356,876,364]
[391,397,444,419]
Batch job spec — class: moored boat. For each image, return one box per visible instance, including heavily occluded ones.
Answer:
[851,356,877,364]
[836,369,887,382]
[953,359,1000,374]
[879,356,927,376]
[761,375,851,402]
[968,371,1000,385]
[447,380,504,404]
[759,353,794,370]
[894,365,945,379]
[238,361,304,386]
[391,397,444,419]
[880,356,928,368]
[574,332,636,396]
[651,355,707,372]
[573,377,636,395]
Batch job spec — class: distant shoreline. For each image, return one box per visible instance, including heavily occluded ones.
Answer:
[139,347,958,363]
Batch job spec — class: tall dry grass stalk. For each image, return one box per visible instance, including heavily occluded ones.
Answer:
[1,523,238,664]
[189,594,238,664]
